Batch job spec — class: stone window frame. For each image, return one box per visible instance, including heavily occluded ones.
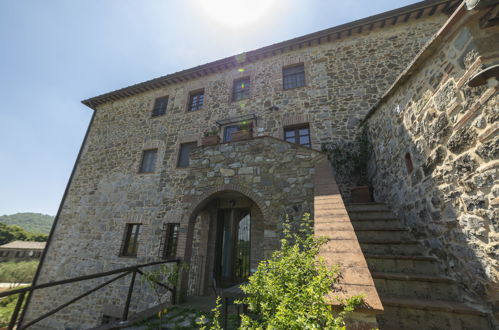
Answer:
[232,76,251,102]
[279,114,317,149]
[151,95,169,117]
[282,63,306,90]
[225,69,256,104]
[136,140,166,175]
[276,57,311,91]
[138,149,158,173]
[159,222,180,259]
[119,223,142,258]
[173,134,200,170]
[283,123,311,148]
[177,141,198,168]
[187,88,205,112]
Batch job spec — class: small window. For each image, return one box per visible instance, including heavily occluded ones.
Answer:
[284,125,311,147]
[283,64,305,90]
[232,77,250,102]
[160,223,180,259]
[188,90,204,111]
[139,149,158,173]
[152,96,168,117]
[223,125,240,142]
[177,142,197,168]
[120,224,141,257]
[405,152,414,174]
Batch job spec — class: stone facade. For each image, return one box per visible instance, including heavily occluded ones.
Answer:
[365,6,499,321]
[21,3,458,329]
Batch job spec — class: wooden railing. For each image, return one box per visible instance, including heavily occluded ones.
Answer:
[0,259,180,329]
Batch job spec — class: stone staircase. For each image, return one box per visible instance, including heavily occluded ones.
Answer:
[347,202,493,330]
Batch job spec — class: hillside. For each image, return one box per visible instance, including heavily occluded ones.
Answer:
[0,213,54,234]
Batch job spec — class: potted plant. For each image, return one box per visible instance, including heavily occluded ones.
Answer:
[202,129,220,146]
[349,129,373,203]
[232,121,253,142]
[322,129,373,203]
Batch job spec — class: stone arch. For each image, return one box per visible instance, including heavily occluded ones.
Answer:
[187,183,271,222]
[180,184,269,297]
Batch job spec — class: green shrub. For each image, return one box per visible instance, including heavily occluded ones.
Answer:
[0,286,28,327]
[238,213,362,329]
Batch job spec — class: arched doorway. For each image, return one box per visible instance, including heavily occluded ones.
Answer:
[184,190,265,297]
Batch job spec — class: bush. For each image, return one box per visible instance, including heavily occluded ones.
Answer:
[238,214,362,329]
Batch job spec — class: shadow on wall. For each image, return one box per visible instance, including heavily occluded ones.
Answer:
[363,15,498,321]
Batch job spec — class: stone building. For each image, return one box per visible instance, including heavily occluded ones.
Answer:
[20,0,498,329]
[0,241,45,261]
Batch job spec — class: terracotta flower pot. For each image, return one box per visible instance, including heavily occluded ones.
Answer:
[202,135,220,146]
[232,129,252,142]
[350,186,373,203]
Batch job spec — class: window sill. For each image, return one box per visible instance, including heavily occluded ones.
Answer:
[282,85,307,91]
[186,108,203,113]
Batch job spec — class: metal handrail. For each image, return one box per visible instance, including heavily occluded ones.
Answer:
[0,259,180,329]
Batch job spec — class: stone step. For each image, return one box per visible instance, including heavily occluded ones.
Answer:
[348,210,396,220]
[351,218,404,230]
[355,228,411,242]
[347,203,390,212]
[360,241,423,256]
[377,297,491,330]
[365,255,440,275]
[373,272,460,301]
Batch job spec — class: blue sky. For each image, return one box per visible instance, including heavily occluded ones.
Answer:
[0,0,416,216]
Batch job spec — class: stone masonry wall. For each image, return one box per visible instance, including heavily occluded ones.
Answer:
[24,14,447,329]
[365,12,499,316]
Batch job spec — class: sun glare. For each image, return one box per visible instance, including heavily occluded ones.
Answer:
[197,0,276,28]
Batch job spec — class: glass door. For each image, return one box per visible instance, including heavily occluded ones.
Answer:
[215,208,251,287]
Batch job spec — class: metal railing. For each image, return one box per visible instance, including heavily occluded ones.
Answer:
[0,259,180,329]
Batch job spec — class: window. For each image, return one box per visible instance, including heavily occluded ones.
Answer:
[120,224,141,257]
[284,125,311,147]
[177,142,197,168]
[139,149,158,173]
[152,96,168,117]
[232,77,250,101]
[159,223,180,259]
[283,64,305,90]
[188,90,204,111]
[223,125,240,142]
[405,152,414,174]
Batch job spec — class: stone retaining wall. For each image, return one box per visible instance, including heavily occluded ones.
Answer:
[365,8,498,316]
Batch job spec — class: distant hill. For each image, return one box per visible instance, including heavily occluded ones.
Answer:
[0,213,54,234]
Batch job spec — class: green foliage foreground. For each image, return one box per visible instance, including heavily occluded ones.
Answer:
[202,214,363,329]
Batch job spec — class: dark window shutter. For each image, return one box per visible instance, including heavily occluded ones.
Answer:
[177,142,197,167]
[140,149,158,173]
[152,97,168,117]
